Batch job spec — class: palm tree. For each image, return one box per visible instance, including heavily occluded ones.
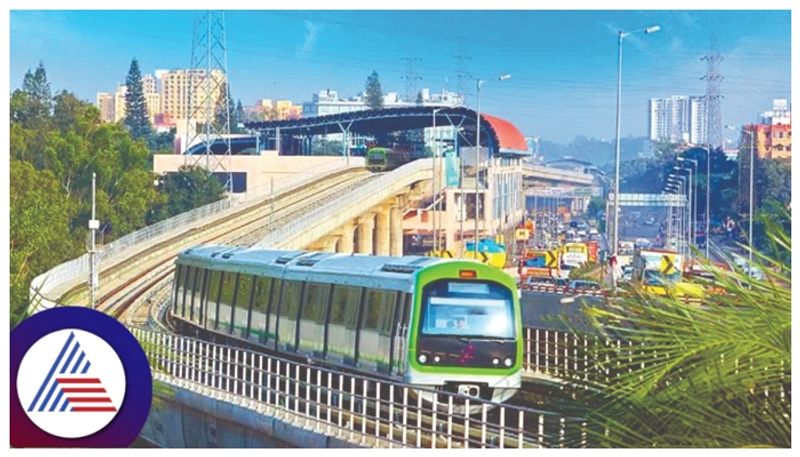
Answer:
[565,213,790,447]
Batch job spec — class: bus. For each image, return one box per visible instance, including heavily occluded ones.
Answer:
[561,242,589,269]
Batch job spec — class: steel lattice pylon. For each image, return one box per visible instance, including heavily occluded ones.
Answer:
[185,10,232,191]
[702,40,724,151]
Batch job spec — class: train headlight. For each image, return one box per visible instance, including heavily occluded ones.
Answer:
[504,358,513,367]
[433,355,441,363]
[418,354,427,364]
[492,358,500,366]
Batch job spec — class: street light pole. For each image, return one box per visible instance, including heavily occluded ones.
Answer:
[677,157,698,252]
[612,25,660,259]
[473,74,510,256]
[431,108,444,252]
[726,124,756,266]
[474,78,483,256]
[674,165,693,260]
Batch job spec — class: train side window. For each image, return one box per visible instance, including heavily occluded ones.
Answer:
[277,280,302,351]
[233,274,254,338]
[267,279,283,348]
[173,264,185,316]
[181,266,195,318]
[189,267,204,322]
[250,276,272,344]
[327,285,362,365]
[359,289,397,373]
[217,271,237,334]
[389,292,409,374]
[206,269,222,329]
[298,282,329,356]
[195,268,210,326]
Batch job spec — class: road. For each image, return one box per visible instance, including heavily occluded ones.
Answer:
[618,207,666,242]
[520,290,602,333]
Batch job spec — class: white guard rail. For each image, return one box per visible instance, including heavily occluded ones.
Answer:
[131,328,589,448]
[28,158,363,313]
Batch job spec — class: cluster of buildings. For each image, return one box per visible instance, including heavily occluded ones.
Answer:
[648,95,707,145]
[96,69,226,133]
[302,88,464,117]
[648,96,792,161]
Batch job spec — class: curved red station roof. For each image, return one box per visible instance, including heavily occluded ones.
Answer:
[481,113,529,153]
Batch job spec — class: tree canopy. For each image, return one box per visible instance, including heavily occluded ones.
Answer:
[10,62,226,327]
[365,70,383,110]
[123,58,153,139]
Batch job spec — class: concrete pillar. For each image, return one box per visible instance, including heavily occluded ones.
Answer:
[390,206,404,257]
[337,221,355,253]
[356,214,375,255]
[375,206,391,256]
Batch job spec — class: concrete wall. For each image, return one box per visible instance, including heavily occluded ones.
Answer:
[142,383,362,448]
[153,152,364,193]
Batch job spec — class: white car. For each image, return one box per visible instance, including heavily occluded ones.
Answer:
[589,228,599,236]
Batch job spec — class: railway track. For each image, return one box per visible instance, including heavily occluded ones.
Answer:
[58,168,376,320]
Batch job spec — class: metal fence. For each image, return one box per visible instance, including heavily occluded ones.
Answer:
[28,159,361,313]
[260,159,437,248]
[522,327,790,406]
[132,328,589,448]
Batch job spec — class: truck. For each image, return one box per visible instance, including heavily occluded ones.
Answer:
[630,248,704,298]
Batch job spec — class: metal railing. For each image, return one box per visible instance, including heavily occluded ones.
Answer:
[28,159,361,313]
[260,159,436,248]
[132,328,589,448]
[522,328,790,405]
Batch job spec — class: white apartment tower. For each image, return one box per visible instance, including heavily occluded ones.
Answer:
[689,96,706,145]
[649,96,690,143]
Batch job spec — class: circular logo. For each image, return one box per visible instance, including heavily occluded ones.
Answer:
[17,329,127,438]
[10,307,152,447]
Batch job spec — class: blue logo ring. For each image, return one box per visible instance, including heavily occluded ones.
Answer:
[11,307,152,447]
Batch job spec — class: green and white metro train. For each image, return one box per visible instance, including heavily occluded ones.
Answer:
[171,246,523,404]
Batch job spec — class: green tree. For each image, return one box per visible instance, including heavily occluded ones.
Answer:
[365,70,383,110]
[11,62,52,129]
[148,166,226,223]
[570,221,790,447]
[234,99,246,132]
[123,58,153,139]
[10,160,78,326]
[214,81,234,131]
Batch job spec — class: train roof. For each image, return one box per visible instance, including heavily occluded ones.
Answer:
[177,245,460,292]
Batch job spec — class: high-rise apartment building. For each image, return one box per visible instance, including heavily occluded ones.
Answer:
[113,85,127,123]
[689,96,707,145]
[648,96,690,143]
[96,92,115,123]
[649,95,708,145]
[159,68,225,124]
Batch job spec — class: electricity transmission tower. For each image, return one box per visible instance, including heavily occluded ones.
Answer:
[702,40,723,150]
[185,10,233,192]
[401,57,422,103]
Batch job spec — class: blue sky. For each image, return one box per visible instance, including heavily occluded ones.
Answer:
[10,10,791,143]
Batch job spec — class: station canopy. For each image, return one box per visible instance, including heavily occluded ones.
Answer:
[245,106,530,156]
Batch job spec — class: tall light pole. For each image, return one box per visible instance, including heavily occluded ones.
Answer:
[612,24,660,258]
[431,107,445,251]
[668,174,688,257]
[727,125,755,266]
[677,157,698,251]
[473,74,511,255]
[673,165,693,260]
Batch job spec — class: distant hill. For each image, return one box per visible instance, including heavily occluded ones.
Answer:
[539,136,650,167]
